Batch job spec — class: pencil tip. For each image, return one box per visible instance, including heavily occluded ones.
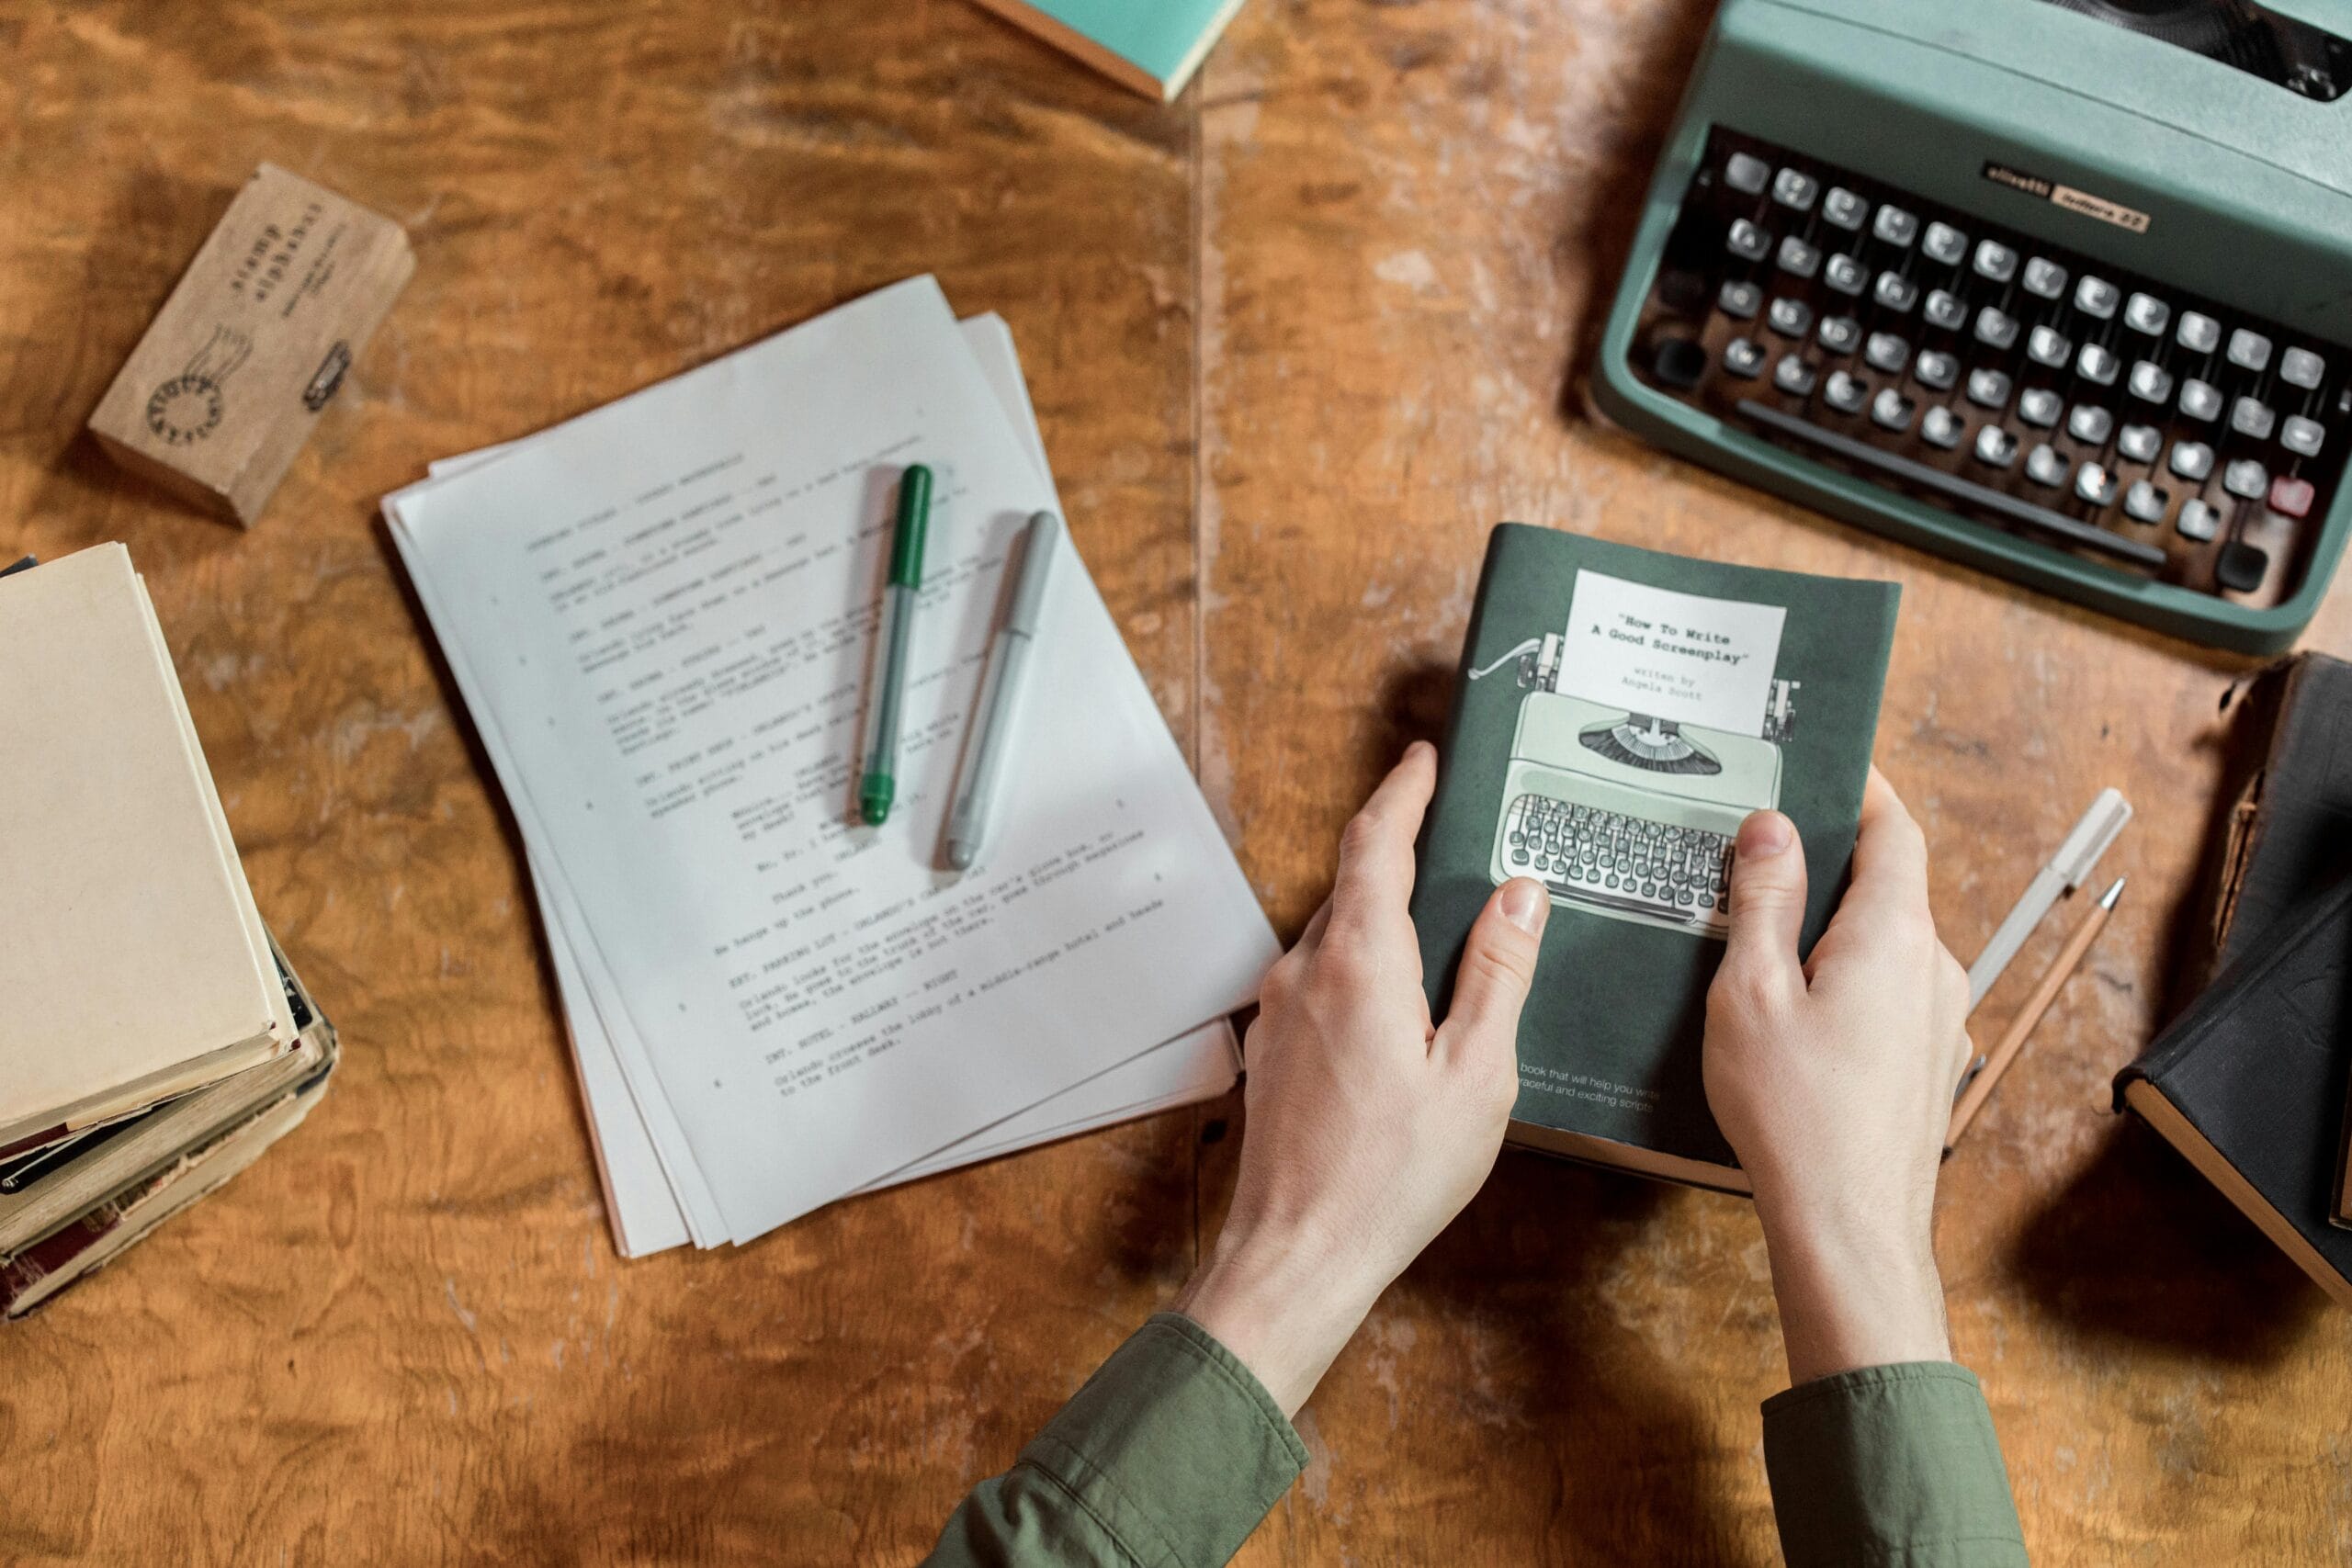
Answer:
[2100,876,2127,908]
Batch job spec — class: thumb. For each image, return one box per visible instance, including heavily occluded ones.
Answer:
[1721,810,1809,1002]
[1435,877,1548,1066]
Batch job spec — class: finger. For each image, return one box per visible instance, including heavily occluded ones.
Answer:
[1949,1024,1977,1096]
[1837,768,1931,927]
[1938,947,1975,1089]
[1719,809,1810,1007]
[1256,897,1330,1018]
[1294,897,1332,956]
[1324,741,1438,951]
[1434,877,1548,1069]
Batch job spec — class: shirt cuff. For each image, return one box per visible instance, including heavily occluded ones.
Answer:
[1015,1312,1309,1568]
[1762,1362,2028,1568]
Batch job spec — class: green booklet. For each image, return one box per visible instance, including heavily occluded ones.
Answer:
[1411,525,1900,1190]
[967,0,1250,101]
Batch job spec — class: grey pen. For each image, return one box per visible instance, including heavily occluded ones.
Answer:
[944,512,1062,871]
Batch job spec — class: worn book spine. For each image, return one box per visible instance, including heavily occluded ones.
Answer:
[2183,652,2352,1226]
[2208,657,2352,962]
[1,1054,334,1321]
[0,931,334,1258]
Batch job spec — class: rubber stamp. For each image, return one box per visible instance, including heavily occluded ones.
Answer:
[87,164,413,526]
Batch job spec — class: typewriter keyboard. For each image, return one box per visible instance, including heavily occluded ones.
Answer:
[1629,129,2352,608]
[1502,794,1734,933]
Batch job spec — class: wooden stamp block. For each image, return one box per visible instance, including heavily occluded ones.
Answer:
[87,164,413,526]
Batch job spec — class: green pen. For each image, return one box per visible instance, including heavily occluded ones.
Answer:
[858,464,932,826]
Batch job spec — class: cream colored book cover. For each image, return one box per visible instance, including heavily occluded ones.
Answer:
[0,545,291,1148]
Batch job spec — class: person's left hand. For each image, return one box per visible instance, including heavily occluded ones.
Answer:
[1175,740,1550,1415]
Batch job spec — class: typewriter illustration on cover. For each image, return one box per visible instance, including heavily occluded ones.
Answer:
[1472,630,1798,939]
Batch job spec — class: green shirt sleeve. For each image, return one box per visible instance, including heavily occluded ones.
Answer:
[923,1312,1309,1568]
[1762,1361,2029,1567]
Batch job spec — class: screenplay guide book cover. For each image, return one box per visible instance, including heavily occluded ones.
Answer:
[1410,525,1899,1190]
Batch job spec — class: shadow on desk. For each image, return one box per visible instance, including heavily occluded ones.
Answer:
[2010,1118,2328,1367]
[1552,3,1714,424]
[1396,1157,1774,1568]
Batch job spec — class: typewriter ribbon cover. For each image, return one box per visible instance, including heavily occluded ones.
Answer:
[1415,526,1896,1175]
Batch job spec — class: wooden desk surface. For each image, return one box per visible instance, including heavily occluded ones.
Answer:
[4,3,2348,1562]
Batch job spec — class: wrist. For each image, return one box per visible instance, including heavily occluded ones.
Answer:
[1173,1223,1385,1418]
[1752,1189,1951,1386]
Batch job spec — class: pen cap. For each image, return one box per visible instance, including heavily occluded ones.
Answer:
[889,465,932,588]
[2052,788,2132,889]
[1005,512,1062,636]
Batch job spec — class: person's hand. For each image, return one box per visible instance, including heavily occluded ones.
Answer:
[1174,741,1550,1416]
[1703,768,1972,1386]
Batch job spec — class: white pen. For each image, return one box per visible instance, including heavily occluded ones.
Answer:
[1952,786,2132,1100]
[944,512,1061,871]
[1966,786,2132,1010]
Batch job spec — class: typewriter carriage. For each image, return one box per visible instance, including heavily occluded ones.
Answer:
[1591,0,2352,652]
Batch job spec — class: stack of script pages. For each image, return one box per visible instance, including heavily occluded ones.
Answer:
[389,277,1277,1257]
[0,546,337,1319]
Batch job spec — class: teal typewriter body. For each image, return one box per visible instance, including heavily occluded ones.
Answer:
[1594,0,2352,652]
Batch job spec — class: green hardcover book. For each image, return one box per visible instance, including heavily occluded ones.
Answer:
[967,0,1248,101]
[1411,525,1900,1190]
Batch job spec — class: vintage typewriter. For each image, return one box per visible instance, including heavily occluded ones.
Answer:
[1593,0,2352,652]
[1483,635,1792,937]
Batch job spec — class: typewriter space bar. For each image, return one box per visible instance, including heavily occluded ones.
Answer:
[1566,887,1718,929]
[1734,400,2167,569]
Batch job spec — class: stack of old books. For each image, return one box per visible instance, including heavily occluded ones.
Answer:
[0,545,336,1320]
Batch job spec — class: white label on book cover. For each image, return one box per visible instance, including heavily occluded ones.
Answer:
[1561,570,1785,738]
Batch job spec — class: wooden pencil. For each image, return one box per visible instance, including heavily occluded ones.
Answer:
[1947,877,2124,1150]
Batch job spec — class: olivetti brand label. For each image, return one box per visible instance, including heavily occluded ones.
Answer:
[1982,162,2151,235]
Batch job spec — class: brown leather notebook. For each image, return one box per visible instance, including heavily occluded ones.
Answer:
[2203,656,2352,966]
[2186,651,2352,1230]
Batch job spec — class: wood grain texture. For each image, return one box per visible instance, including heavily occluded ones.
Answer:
[1195,1,2352,1564]
[0,0,2347,1562]
[1,4,1202,1562]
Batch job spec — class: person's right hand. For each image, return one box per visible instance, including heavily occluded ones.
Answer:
[1702,768,1972,1386]
[1173,741,1550,1416]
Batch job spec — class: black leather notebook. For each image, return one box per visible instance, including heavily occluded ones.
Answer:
[2192,652,2352,1228]
[2114,875,2352,1307]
